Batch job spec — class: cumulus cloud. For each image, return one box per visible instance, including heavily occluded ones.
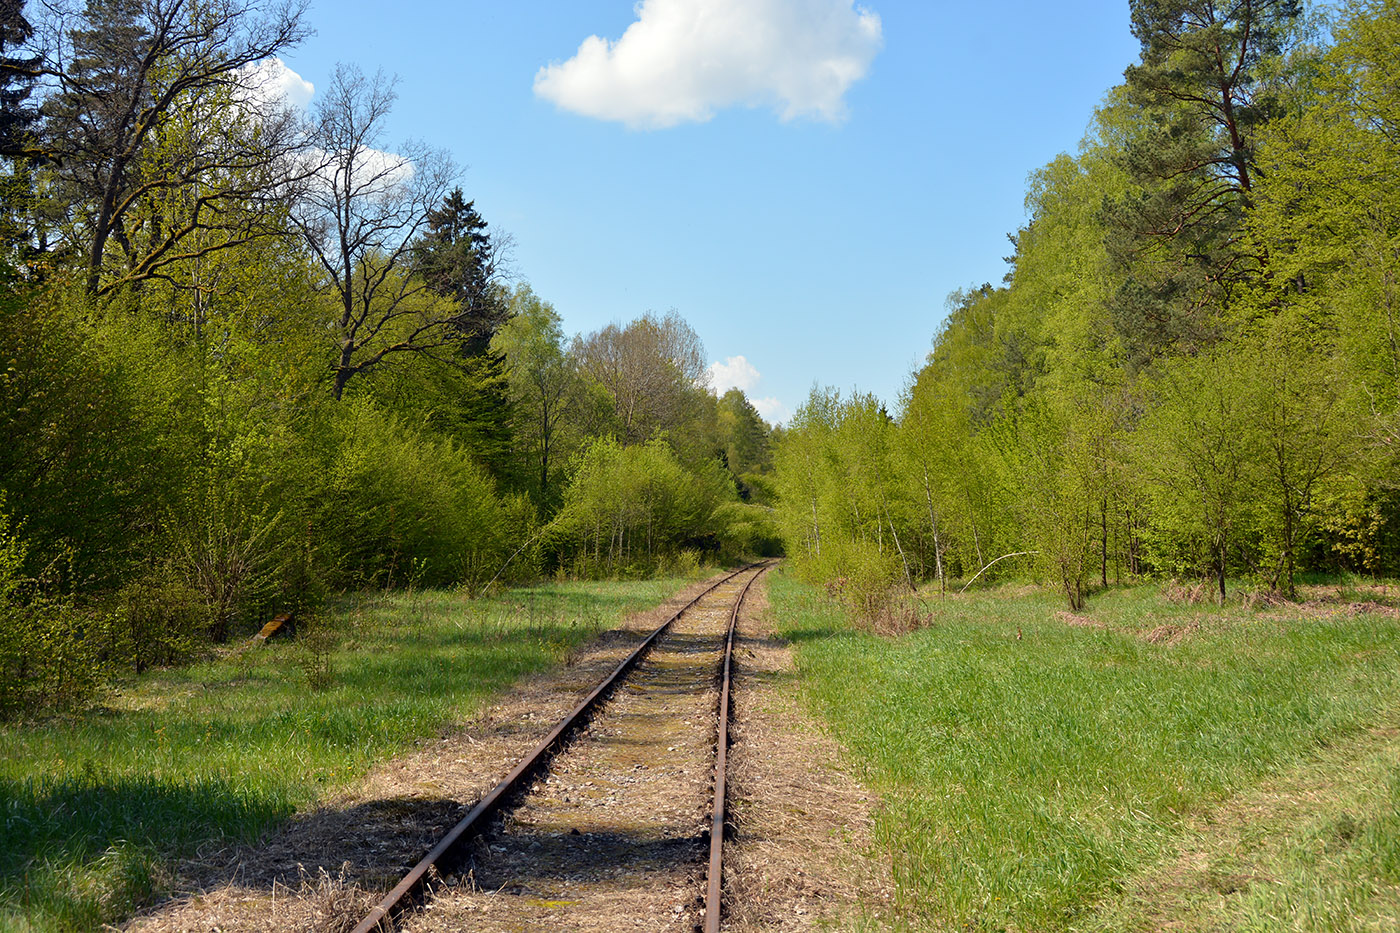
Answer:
[752,396,793,425]
[709,355,761,394]
[708,355,791,425]
[533,0,883,129]
[239,56,314,110]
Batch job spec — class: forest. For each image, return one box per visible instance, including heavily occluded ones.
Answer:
[2,0,1399,709]
[775,0,1400,621]
[0,0,780,717]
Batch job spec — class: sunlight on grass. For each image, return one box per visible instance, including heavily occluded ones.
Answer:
[0,577,692,932]
[770,571,1400,932]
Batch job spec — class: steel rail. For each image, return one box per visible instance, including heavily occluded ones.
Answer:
[702,561,769,933]
[350,563,760,933]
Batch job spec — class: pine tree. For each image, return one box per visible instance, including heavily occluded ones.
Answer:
[1105,0,1301,362]
[412,188,509,357]
[0,0,40,266]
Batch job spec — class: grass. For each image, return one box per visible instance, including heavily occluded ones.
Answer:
[0,576,697,932]
[769,571,1400,931]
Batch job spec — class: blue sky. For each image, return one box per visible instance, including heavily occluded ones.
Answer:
[279,1,1141,423]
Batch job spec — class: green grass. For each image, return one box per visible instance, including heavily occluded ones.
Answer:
[769,572,1400,931]
[0,577,695,932]
[1086,720,1400,932]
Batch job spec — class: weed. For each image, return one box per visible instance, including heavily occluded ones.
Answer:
[295,613,339,691]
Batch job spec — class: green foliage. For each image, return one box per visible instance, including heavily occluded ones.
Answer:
[312,399,516,591]
[548,437,736,576]
[716,387,773,478]
[992,395,1097,610]
[710,501,783,562]
[773,387,924,621]
[1106,0,1301,362]
[109,573,210,674]
[0,289,176,586]
[0,504,103,717]
[492,284,590,512]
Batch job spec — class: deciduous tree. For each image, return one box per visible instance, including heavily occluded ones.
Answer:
[289,64,461,399]
[35,0,309,295]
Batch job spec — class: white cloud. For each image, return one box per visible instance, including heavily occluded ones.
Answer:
[533,0,883,129]
[709,355,761,394]
[752,396,793,425]
[239,57,315,110]
[708,355,791,425]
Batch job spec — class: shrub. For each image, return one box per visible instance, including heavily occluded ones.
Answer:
[0,501,105,716]
[109,572,209,673]
[311,399,512,590]
[548,438,735,576]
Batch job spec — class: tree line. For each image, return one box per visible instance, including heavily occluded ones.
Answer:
[775,0,1400,617]
[0,0,779,714]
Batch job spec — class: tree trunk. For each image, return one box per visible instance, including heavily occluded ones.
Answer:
[1100,497,1109,588]
[1218,538,1227,602]
[922,465,945,591]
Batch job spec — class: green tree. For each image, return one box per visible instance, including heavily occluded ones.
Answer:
[412,188,509,356]
[1134,346,1260,598]
[715,387,772,492]
[0,0,37,159]
[1247,0,1400,469]
[1245,315,1356,595]
[491,284,588,512]
[35,0,309,296]
[0,0,40,264]
[550,437,733,575]
[1106,0,1301,360]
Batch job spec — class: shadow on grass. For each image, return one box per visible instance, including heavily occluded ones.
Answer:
[0,773,293,883]
[1,577,711,928]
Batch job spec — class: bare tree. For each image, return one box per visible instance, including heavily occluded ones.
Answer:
[34,0,310,296]
[573,310,708,443]
[289,63,461,399]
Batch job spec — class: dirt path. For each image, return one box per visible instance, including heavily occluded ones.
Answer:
[400,573,749,932]
[723,575,894,932]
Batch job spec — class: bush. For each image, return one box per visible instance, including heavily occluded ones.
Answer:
[548,438,736,576]
[712,501,784,562]
[0,501,106,716]
[109,573,209,673]
[311,399,513,590]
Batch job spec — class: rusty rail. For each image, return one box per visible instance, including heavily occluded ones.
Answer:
[351,563,761,933]
[703,561,768,933]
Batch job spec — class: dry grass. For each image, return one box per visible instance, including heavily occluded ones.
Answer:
[1142,620,1201,645]
[126,573,736,932]
[724,573,895,932]
[1056,610,1107,629]
[1163,579,1217,606]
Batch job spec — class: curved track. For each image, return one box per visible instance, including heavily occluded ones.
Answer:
[352,563,770,932]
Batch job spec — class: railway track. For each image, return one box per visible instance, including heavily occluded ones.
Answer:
[351,562,770,933]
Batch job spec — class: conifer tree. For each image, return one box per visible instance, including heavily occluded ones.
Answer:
[1106,0,1301,361]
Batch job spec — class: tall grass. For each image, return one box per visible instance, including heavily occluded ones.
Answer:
[0,577,691,932]
[769,573,1400,931]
